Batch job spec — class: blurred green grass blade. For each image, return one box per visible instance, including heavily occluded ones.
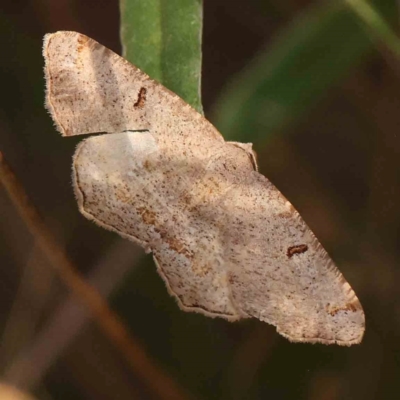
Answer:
[345,0,400,57]
[213,1,396,144]
[120,0,203,113]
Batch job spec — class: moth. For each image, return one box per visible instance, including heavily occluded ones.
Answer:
[43,31,365,345]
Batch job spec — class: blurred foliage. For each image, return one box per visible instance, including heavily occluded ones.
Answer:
[345,0,400,57]
[214,0,397,144]
[1,0,400,400]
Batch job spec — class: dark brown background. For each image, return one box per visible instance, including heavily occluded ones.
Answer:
[1,1,400,399]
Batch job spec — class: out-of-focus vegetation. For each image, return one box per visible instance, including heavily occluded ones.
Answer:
[1,1,400,399]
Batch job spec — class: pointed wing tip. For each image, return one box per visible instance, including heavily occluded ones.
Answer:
[279,324,365,346]
[43,31,87,137]
[43,31,84,61]
[43,31,83,45]
[43,32,68,136]
[276,303,365,346]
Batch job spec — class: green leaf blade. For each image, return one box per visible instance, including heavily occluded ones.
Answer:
[120,0,203,113]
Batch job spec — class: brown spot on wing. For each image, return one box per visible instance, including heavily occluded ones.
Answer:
[165,237,192,258]
[143,159,151,170]
[137,207,191,257]
[137,206,156,225]
[191,261,212,277]
[326,302,359,316]
[287,244,308,258]
[77,34,89,53]
[134,87,147,109]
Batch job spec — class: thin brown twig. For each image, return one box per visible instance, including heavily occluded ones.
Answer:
[0,151,193,400]
[3,239,142,390]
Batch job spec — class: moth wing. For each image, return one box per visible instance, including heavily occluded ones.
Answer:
[73,131,240,319]
[222,171,365,345]
[43,31,222,147]
[45,30,235,318]
[45,31,365,344]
